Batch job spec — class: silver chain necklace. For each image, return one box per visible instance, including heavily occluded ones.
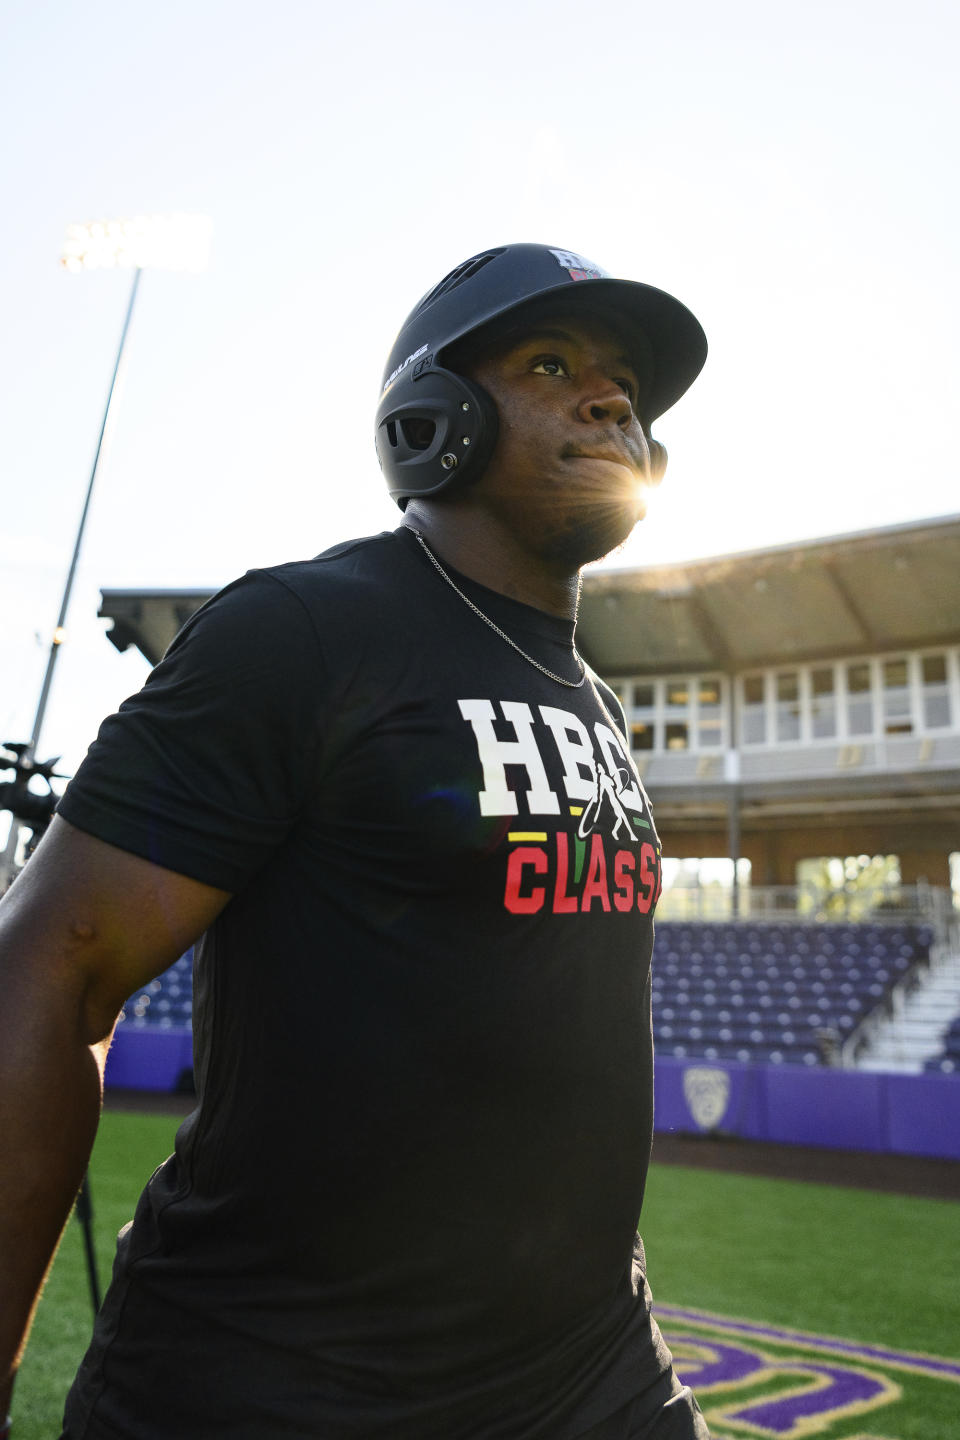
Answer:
[411,530,587,688]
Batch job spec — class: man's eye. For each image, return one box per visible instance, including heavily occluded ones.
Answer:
[531,355,569,377]
[615,377,637,403]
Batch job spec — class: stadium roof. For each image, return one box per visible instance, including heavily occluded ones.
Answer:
[99,589,217,667]
[577,512,960,675]
[99,513,960,672]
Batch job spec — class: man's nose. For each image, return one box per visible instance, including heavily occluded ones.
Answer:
[575,376,633,428]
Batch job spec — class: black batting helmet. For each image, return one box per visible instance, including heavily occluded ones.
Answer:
[375,243,707,509]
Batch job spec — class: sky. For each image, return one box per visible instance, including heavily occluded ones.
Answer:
[1,0,958,802]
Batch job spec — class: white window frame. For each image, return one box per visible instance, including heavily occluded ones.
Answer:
[619,648,960,754]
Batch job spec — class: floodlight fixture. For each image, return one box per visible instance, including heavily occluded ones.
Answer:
[60,212,213,273]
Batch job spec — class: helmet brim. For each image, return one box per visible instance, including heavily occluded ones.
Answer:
[436,276,707,424]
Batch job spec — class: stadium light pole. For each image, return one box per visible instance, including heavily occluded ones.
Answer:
[28,264,141,767]
[725,682,742,918]
[0,214,212,884]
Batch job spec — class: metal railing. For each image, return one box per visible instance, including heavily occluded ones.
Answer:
[655,882,954,932]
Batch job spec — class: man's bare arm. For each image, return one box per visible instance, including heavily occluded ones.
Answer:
[0,815,231,1414]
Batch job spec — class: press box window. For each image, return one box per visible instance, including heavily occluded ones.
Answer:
[775,671,801,742]
[630,681,656,753]
[811,667,837,739]
[883,658,912,735]
[698,678,724,748]
[631,723,655,751]
[741,674,766,744]
[921,654,951,729]
[846,663,873,736]
[663,682,690,752]
[665,723,689,751]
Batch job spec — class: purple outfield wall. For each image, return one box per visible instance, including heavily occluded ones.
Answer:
[105,1031,960,1162]
[654,1055,960,1161]
[104,1026,194,1094]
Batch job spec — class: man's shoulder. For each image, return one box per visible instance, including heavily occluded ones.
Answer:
[263,529,408,590]
[199,530,411,619]
[214,529,423,653]
[157,532,414,668]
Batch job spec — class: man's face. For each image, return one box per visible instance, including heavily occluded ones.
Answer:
[460,313,661,570]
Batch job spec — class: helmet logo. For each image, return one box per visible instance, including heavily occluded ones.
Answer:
[384,341,431,394]
[548,248,607,282]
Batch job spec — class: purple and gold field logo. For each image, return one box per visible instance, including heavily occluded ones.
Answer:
[659,1306,960,1438]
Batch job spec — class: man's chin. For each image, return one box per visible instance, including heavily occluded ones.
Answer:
[545,501,645,570]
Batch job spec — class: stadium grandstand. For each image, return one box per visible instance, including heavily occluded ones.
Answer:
[97,515,960,1160]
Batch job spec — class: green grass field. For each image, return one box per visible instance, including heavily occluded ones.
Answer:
[13,1111,960,1439]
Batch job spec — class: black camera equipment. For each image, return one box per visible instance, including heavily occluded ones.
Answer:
[0,743,101,1317]
[0,742,64,856]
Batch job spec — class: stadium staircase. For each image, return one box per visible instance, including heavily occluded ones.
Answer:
[852,947,960,1075]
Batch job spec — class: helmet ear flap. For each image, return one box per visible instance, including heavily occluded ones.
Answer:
[647,436,668,483]
[376,367,498,506]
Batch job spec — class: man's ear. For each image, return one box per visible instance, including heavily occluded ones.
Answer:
[648,437,668,482]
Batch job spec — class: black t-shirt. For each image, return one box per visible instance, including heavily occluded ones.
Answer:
[60,528,671,1439]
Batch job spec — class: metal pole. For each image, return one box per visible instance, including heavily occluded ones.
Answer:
[726,674,741,919]
[30,266,143,757]
[728,783,741,919]
[75,1172,102,1315]
[0,268,142,884]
